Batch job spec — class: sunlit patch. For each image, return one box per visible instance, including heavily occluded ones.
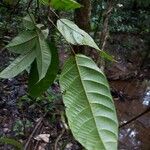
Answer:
[129,130,137,138]
[143,90,150,106]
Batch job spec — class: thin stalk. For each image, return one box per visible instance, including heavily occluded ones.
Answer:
[119,108,150,128]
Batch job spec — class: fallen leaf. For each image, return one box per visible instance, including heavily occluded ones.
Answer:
[34,134,50,143]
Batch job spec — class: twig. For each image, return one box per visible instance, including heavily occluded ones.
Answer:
[33,126,45,150]
[97,0,114,69]
[24,113,47,150]
[119,108,150,128]
[49,8,60,19]
[54,128,65,150]
[27,0,34,12]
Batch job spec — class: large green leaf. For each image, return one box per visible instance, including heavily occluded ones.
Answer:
[57,19,114,61]
[0,50,36,79]
[6,31,37,54]
[40,0,81,10]
[28,43,59,98]
[60,54,118,150]
[35,37,51,81]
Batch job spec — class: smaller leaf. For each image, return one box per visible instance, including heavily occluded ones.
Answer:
[0,50,36,79]
[6,31,37,54]
[29,43,59,97]
[40,0,81,10]
[34,134,50,143]
[35,37,51,81]
[57,19,100,50]
[23,14,36,30]
[57,19,114,61]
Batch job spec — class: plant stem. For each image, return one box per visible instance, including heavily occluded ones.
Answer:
[27,0,34,12]
[119,108,150,128]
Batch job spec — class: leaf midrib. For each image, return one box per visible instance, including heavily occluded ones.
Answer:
[35,27,45,76]
[35,30,51,80]
[58,19,100,51]
[11,50,34,69]
[75,55,106,149]
[7,34,37,48]
[59,19,84,37]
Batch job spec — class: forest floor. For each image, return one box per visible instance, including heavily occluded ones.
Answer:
[0,33,150,150]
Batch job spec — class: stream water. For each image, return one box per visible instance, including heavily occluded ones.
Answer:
[111,80,150,150]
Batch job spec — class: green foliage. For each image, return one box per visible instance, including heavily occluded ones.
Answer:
[0,137,23,150]
[0,1,119,149]
[57,19,114,61]
[28,43,59,98]
[113,0,150,32]
[0,15,51,81]
[57,19,100,50]
[0,50,35,78]
[23,14,36,30]
[91,0,150,33]
[60,54,118,150]
[6,31,37,54]
[40,0,81,10]
[35,36,51,81]
[13,120,33,136]
[110,6,150,33]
